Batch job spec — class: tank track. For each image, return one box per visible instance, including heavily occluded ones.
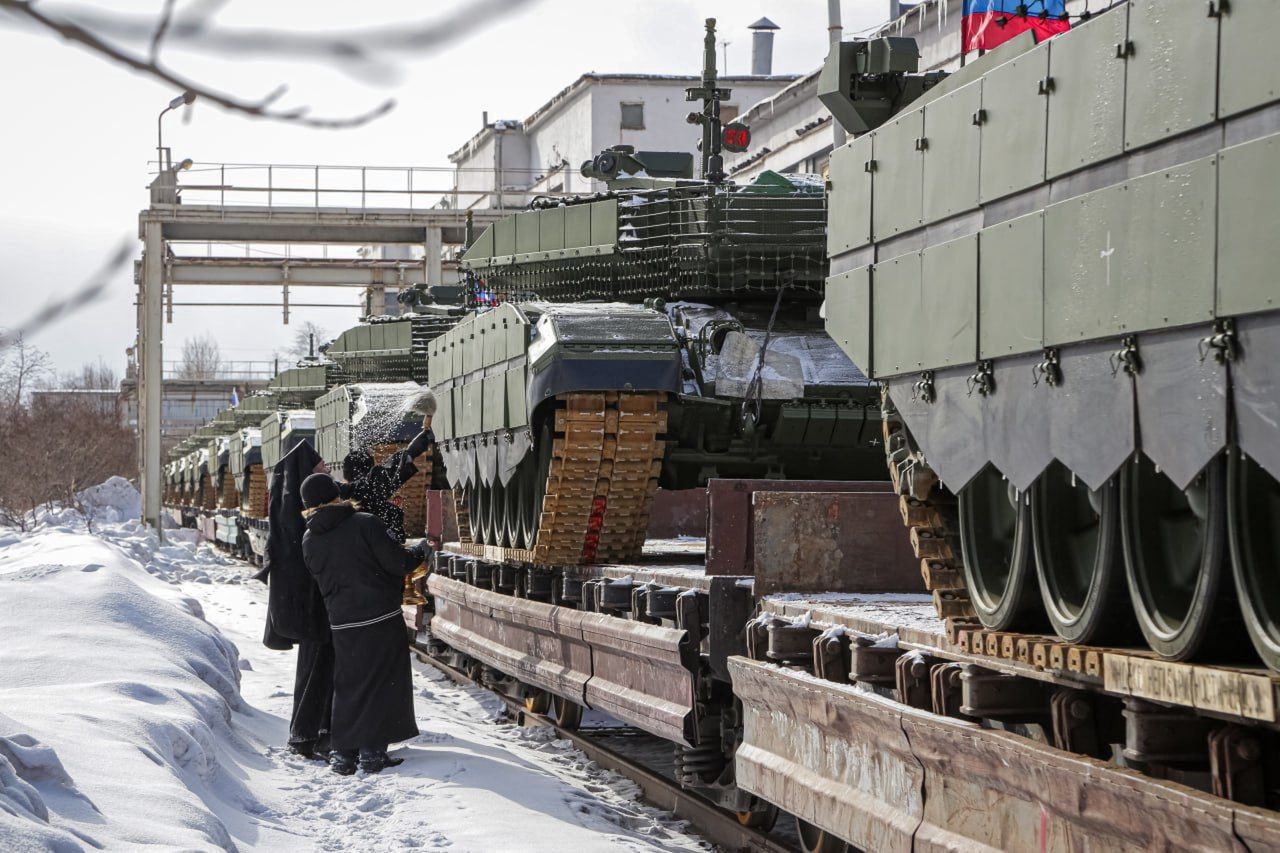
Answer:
[243,465,267,518]
[199,476,217,512]
[880,387,976,628]
[217,471,238,510]
[453,391,667,565]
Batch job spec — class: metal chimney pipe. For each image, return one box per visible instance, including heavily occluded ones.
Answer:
[827,1,847,149]
[749,17,779,76]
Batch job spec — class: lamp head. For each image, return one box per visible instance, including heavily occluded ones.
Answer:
[168,91,197,110]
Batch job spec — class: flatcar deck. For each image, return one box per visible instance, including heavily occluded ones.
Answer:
[759,594,1280,726]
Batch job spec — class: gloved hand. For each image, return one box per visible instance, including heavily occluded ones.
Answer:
[407,540,432,564]
[406,429,432,459]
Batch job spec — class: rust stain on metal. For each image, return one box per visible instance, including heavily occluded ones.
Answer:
[706,479,890,576]
[749,490,919,595]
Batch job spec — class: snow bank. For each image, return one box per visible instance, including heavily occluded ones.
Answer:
[0,525,266,851]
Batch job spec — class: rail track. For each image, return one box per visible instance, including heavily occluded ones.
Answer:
[411,643,797,853]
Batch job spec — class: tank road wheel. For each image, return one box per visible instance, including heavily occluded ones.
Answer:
[958,466,1039,631]
[1121,454,1235,661]
[523,689,550,715]
[512,454,539,550]
[1031,462,1128,644]
[524,422,554,550]
[467,484,486,546]
[550,694,583,731]
[485,477,507,548]
[503,467,524,549]
[795,818,849,853]
[1228,452,1280,671]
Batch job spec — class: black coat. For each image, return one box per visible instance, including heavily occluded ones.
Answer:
[255,440,329,649]
[301,502,420,628]
[338,450,417,543]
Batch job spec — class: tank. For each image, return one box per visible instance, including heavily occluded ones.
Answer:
[228,426,264,514]
[322,302,462,385]
[260,409,316,475]
[430,19,884,565]
[820,2,1280,670]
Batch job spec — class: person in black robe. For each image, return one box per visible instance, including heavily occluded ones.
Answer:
[252,440,332,759]
[338,426,433,544]
[299,473,430,775]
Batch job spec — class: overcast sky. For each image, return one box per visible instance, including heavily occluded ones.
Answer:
[0,1,890,380]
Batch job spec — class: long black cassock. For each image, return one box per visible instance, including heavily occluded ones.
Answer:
[301,502,420,752]
[253,440,332,750]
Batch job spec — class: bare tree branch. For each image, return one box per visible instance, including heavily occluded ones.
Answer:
[0,0,395,128]
[35,0,539,81]
[1,0,541,125]
[0,240,131,352]
[148,0,176,63]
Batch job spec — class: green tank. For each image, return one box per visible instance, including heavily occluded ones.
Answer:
[820,2,1280,670]
[259,409,316,475]
[429,18,885,565]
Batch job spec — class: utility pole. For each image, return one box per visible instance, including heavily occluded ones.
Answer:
[140,214,165,541]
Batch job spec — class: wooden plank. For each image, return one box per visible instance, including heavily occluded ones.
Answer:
[1104,653,1277,723]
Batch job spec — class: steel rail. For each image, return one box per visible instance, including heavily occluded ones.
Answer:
[410,645,796,853]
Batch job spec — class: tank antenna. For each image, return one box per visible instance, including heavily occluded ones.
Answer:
[686,18,730,183]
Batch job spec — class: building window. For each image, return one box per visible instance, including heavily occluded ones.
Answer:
[620,102,645,130]
[720,104,739,124]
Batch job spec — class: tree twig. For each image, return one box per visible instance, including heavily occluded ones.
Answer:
[0,0,395,128]
[0,240,131,351]
[148,0,176,64]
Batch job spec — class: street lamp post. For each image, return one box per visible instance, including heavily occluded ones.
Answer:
[141,90,194,541]
[157,91,196,170]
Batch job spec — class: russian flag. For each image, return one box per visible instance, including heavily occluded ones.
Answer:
[962,1,1070,53]
[230,386,240,407]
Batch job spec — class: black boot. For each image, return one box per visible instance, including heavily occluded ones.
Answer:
[329,750,357,776]
[288,740,317,760]
[357,747,403,774]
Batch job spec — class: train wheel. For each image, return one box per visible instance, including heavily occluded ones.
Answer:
[795,818,849,853]
[1228,452,1280,671]
[958,465,1039,631]
[1032,463,1128,644]
[523,689,550,715]
[551,694,583,730]
[735,799,779,831]
[1121,454,1234,660]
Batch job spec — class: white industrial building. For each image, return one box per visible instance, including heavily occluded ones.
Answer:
[448,20,799,209]
[448,73,797,209]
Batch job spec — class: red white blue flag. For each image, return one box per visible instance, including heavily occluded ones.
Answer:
[961,1,1070,53]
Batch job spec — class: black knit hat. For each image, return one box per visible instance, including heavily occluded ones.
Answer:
[300,473,340,509]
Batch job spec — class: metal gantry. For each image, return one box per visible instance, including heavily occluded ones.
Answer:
[135,161,521,533]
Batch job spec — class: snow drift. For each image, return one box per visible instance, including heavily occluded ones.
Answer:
[0,487,264,851]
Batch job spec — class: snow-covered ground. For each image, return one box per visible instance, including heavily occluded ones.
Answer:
[0,479,710,852]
